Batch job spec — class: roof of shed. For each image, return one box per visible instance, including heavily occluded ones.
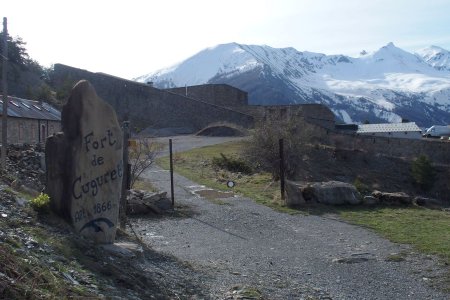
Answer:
[0,95,61,121]
[357,122,421,133]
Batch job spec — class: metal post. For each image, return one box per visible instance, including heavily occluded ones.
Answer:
[169,139,175,208]
[279,138,285,201]
[1,17,8,170]
[119,120,130,229]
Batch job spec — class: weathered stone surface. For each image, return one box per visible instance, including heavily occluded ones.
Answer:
[304,181,361,205]
[372,190,412,205]
[285,180,306,207]
[126,189,169,215]
[45,132,68,218]
[414,196,442,208]
[363,196,379,206]
[285,181,361,206]
[46,80,123,244]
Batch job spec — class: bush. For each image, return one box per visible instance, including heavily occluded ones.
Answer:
[212,153,253,174]
[411,155,435,191]
[30,193,50,213]
[243,114,323,179]
[129,138,162,189]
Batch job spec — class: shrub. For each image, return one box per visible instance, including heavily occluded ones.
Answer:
[30,193,50,213]
[411,155,435,191]
[212,153,253,174]
[129,138,162,189]
[243,114,323,179]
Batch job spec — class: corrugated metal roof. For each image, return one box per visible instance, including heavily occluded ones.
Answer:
[0,95,61,121]
[357,122,421,133]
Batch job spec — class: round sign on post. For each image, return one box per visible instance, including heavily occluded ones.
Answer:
[227,181,235,188]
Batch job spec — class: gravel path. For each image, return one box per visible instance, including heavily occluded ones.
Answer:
[131,136,449,299]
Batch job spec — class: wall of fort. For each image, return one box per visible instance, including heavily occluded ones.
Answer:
[166,84,248,107]
[330,133,450,164]
[51,64,449,165]
[51,64,254,134]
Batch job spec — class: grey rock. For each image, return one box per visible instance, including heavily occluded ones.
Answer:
[285,180,306,207]
[46,80,123,244]
[372,190,412,205]
[363,195,379,205]
[414,196,442,207]
[127,190,169,215]
[303,181,361,205]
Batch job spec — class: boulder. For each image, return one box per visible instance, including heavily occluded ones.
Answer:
[362,195,379,206]
[46,80,123,244]
[372,191,412,205]
[127,190,169,215]
[286,181,361,206]
[285,180,307,207]
[414,196,442,208]
[305,181,361,205]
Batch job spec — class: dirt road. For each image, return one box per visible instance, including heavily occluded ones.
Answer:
[132,135,448,299]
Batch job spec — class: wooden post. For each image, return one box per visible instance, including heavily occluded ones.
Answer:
[119,120,130,229]
[169,139,175,208]
[1,17,8,170]
[279,138,285,201]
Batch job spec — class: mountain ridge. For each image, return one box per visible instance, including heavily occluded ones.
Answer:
[135,42,450,126]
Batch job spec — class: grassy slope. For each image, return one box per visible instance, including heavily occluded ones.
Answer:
[158,141,295,213]
[157,140,450,265]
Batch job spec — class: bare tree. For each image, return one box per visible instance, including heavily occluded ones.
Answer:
[244,115,321,179]
[128,138,161,189]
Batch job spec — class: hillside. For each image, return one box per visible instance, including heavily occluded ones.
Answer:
[0,145,208,299]
[136,43,450,127]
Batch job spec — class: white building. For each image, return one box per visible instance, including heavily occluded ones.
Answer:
[356,122,422,139]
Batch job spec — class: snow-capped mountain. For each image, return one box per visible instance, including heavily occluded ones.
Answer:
[416,45,450,72]
[135,42,450,126]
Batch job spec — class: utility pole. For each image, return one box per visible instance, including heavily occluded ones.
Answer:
[1,17,8,170]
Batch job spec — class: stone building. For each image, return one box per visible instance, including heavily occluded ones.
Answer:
[0,96,61,144]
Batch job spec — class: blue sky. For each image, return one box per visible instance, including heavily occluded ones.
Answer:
[3,0,450,79]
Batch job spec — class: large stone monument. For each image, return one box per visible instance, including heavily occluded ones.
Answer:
[46,80,123,244]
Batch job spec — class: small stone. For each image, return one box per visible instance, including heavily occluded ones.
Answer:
[1,213,7,218]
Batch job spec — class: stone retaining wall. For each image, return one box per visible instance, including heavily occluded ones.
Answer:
[330,133,450,164]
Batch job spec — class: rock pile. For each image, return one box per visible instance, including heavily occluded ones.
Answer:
[4,144,46,193]
[127,189,170,215]
[371,190,412,205]
[286,180,444,208]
